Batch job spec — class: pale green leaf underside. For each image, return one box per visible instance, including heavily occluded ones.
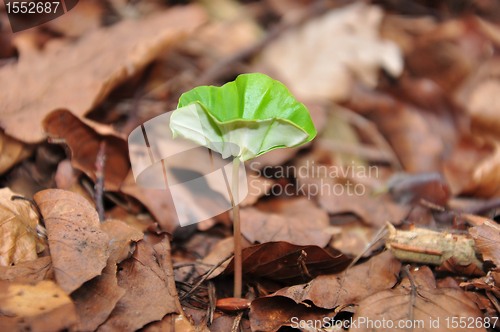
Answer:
[170,73,316,161]
[170,102,308,161]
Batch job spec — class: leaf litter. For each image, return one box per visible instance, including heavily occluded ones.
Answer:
[1,0,500,331]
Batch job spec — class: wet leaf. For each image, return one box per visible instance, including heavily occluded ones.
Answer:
[0,187,45,266]
[0,5,206,143]
[34,189,109,294]
[271,251,400,309]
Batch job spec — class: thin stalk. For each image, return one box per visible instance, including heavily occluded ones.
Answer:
[231,157,242,298]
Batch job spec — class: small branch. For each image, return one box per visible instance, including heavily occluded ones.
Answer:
[297,250,313,281]
[231,311,244,332]
[207,281,216,326]
[179,254,233,301]
[95,141,107,222]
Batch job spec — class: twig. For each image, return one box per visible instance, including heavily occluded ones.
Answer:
[11,195,47,242]
[180,254,233,301]
[297,250,313,280]
[207,281,216,326]
[95,141,107,222]
[231,311,244,332]
[403,265,417,332]
[486,291,500,314]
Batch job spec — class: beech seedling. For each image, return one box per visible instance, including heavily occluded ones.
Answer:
[170,73,317,297]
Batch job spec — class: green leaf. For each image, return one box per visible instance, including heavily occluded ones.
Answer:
[169,73,317,161]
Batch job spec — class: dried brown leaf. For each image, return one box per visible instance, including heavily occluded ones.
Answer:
[55,159,95,206]
[249,296,334,332]
[241,198,337,247]
[120,170,178,234]
[43,110,130,192]
[0,5,206,143]
[0,279,77,332]
[97,237,180,332]
[70,221,142,332]
[0,256,53,282]
[272,251,401,309]
[0,131,34,175]
[261,2,402,101]
[222,241,350,282]
[318,191,407,227]
[350,267,486,332]
[34,189,109,294]
[0,187,44,266]
[469,220,500,268]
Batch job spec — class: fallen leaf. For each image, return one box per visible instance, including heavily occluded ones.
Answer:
[0,279,77,332]
[462,142,500,198]
[346,86,448,174]
[0,256,53,282]
[97,236,180,332]
[0,5,206,143]
[469,220,500,268]
[44,110,130,192]
[350,267,486,332]
[387,172,451,206]
[221,241,350,282]
[0,187,45,266]
[0,131,34,175]
[42,0,105,38]
[460,275,500,299]
[55,159,95,206]
[436,256,485,278]
[120,170,178,234]
[261,2,402,101]
[318,191,407,227]
[70,221,142,332]
[141,313,207,332]
[271,251,400,309]
[249,296,335,332]
[34,189,110,293]
[241,197,336,247]
[329,219,379,257]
